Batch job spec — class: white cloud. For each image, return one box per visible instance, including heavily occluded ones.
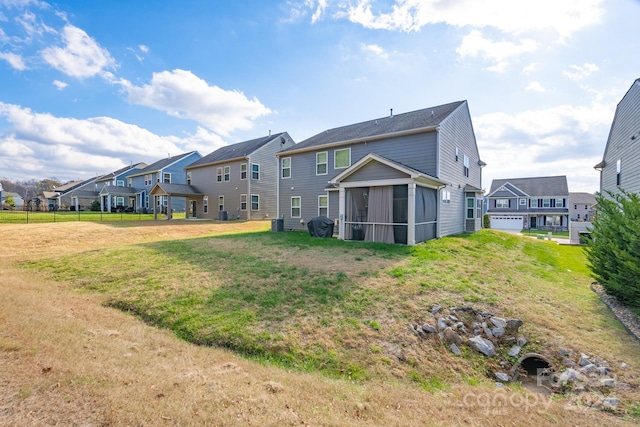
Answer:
[522,63,539,75]
[525,81,546,92]
[138,44,149,53]
[0,51,26,70]
[563,63,599,81]
[117,69,272,137]
[310,0,327,23]
[342,0,604,39]
[41,24,115,79]
[52,79,67,90]
[475,102,614,192]
[457,30,538,72]
[361,43,388,59]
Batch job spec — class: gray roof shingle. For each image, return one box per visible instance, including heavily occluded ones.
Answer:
[489,176,569,197]
[129,152,198,177]
[187,133,288,168]
[283,101,465,152]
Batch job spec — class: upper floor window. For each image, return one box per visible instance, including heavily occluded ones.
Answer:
[251,163,260,180]
[240,163,247,180]
[116,179,125,187]
[318,195,328,217]
[530,199,539,208]
[463,155,469,177]
[496,199,508,208]
[186,171,191,185]
[334,148,351,169]
[316,152,327,175]
[574,204,577,209]
[128,177,133,187]
[584,205,588,210]
[144,174,150,186]
[616,159,621,186]
[163,173,171,184]
[442,190,450,204]
[455,147,459,162]
[542,198,551,208]
[282,157,291,179]
[555,198,564,208]
[291,196,301,218]
[224,166,230,182]
[217,167,222,182]
[519,198,526,205]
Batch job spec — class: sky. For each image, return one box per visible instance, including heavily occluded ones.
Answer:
[1,0,639,193]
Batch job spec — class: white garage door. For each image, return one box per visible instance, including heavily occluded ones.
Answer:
[490,216,523,230]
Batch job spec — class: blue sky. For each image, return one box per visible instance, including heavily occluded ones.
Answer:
[1,0,639,193]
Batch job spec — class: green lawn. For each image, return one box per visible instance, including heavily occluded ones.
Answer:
[0,210,185,223]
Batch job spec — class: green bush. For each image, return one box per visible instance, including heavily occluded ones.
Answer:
[90,200,101,211]
[483,213,490,229]
[585,190,640,306]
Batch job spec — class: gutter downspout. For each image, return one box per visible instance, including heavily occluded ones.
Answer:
[246,157,251,221]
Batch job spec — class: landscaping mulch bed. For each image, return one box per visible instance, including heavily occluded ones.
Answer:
[591,282,640,342]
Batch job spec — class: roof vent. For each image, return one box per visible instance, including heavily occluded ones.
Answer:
[431,110,435,117]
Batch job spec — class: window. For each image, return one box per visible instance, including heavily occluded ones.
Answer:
[218,196,224,211]
[291,196,301,218]
[555,198,564,208]
[466,198,475,219]
[584,204,588,210]
[616,159,621,186]
[203,196,208,213]
[240,194,247,211]
[318,195,328,217]
[334,148,351,169]
[442,190,450,204]
[145,195,149,209]
[542,198,551,208]
[224,166,230,182]
[217,167,222,182]
[530,199,539,208]
[144,174,150,186]
[316,152,327,175]
[282,157,291,179]
[455,147,459,162]
[251,163,259,180]
[116,179,125,187]
[496,199,508,208]
[251,194,259,211]
[520,199,526,205]
[116,196,124,207]
[163,173,171,184]
[186,171,191,185]
[240,163,247,180]
[577,214,581,219]
[574,204,577,209]
[157,174,160,183]
[463,155,469,177]
[128,177,133,187]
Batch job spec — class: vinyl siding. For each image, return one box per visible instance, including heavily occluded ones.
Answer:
[342,161,410,182]
[437,102,483,237]
[279,131,438,230]
[601,80,640,196]
[189,160,249,219]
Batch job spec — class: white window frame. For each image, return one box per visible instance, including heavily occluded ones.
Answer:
[116,179,125,187]
[186,171,191,185]
[218,196,224,212]
[466,197,475,219]
[116,196,124,207]
[334,148,351,169]
[163,173,171,184]
[251,163,259,180]
[240,194,247,211]
[530,199,539,208]
[617,159,621,185]
[542,198,551,208]
[217,167,222,182]
[316,152,328,175]
[291,196,301,218]
[463,155,469,178]
[128,177,133,187]
[282,157,291,179]
[240,163,247,180]
[519,198,526,205]
[441,190,450,204]
[318,195,328,217]
[496,199,508,208]
[224,166,230,182]
[555,198,564,208]
[251,194,259,211]
[203,196,208,214]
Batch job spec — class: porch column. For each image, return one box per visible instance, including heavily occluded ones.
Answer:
[153,196,157,220]
[74,197,79,211]
[408,182,416,246]
[167,195,172,220]
[338,187,345,240]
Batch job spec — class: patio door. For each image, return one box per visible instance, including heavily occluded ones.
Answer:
[190,200,197,218]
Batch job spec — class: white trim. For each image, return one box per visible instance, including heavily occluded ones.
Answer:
[251,194,259,211]
[334,147,351,169]
[281,157,291,179]
[291,196,301,218]
[316,151,328,176]
[318,194,328,217]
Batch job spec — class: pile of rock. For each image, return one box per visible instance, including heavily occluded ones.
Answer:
[410,305,526,358]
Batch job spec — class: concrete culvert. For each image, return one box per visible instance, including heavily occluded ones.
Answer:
[510,353,553,388]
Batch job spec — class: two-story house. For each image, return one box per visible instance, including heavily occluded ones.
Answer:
[182,133,295,220]
[275,101,485,245]
[594,78,640,197]
[486,175,569,231]
[126,151,202,214]
[568,192,596,222]
[70,163,147,211]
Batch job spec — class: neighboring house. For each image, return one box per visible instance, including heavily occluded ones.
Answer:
[93,162,147,212]
[51,178,101,210]
[594,78,640,197]
[568,192,596,221]
[127,151,202,214]
[275,101,485,245]
[71,163,147,210]
[1,191,24,209]
[181,132,296,220]
[486,176,569,231]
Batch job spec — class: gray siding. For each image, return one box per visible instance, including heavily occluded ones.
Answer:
[437,102,483,237]
[191,159,250,220]
[343,161,410,182]
[279,131,438,230]
[601,80,640,197]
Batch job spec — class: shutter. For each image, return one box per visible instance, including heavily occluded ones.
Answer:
[508,199,511,207]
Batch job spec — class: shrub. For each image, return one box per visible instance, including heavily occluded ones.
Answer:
[90,200,101,211]
[585,190,640,306]
[483,213,490,229]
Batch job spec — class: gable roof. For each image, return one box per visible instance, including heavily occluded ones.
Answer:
[281,101,465,154]
[488,176,568,197]
[128,152,199,177]
[56,176,102,195]
[187,133,289,169]
[149,183,204,197]
[569,192,596,205]
[95,163,147,182]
